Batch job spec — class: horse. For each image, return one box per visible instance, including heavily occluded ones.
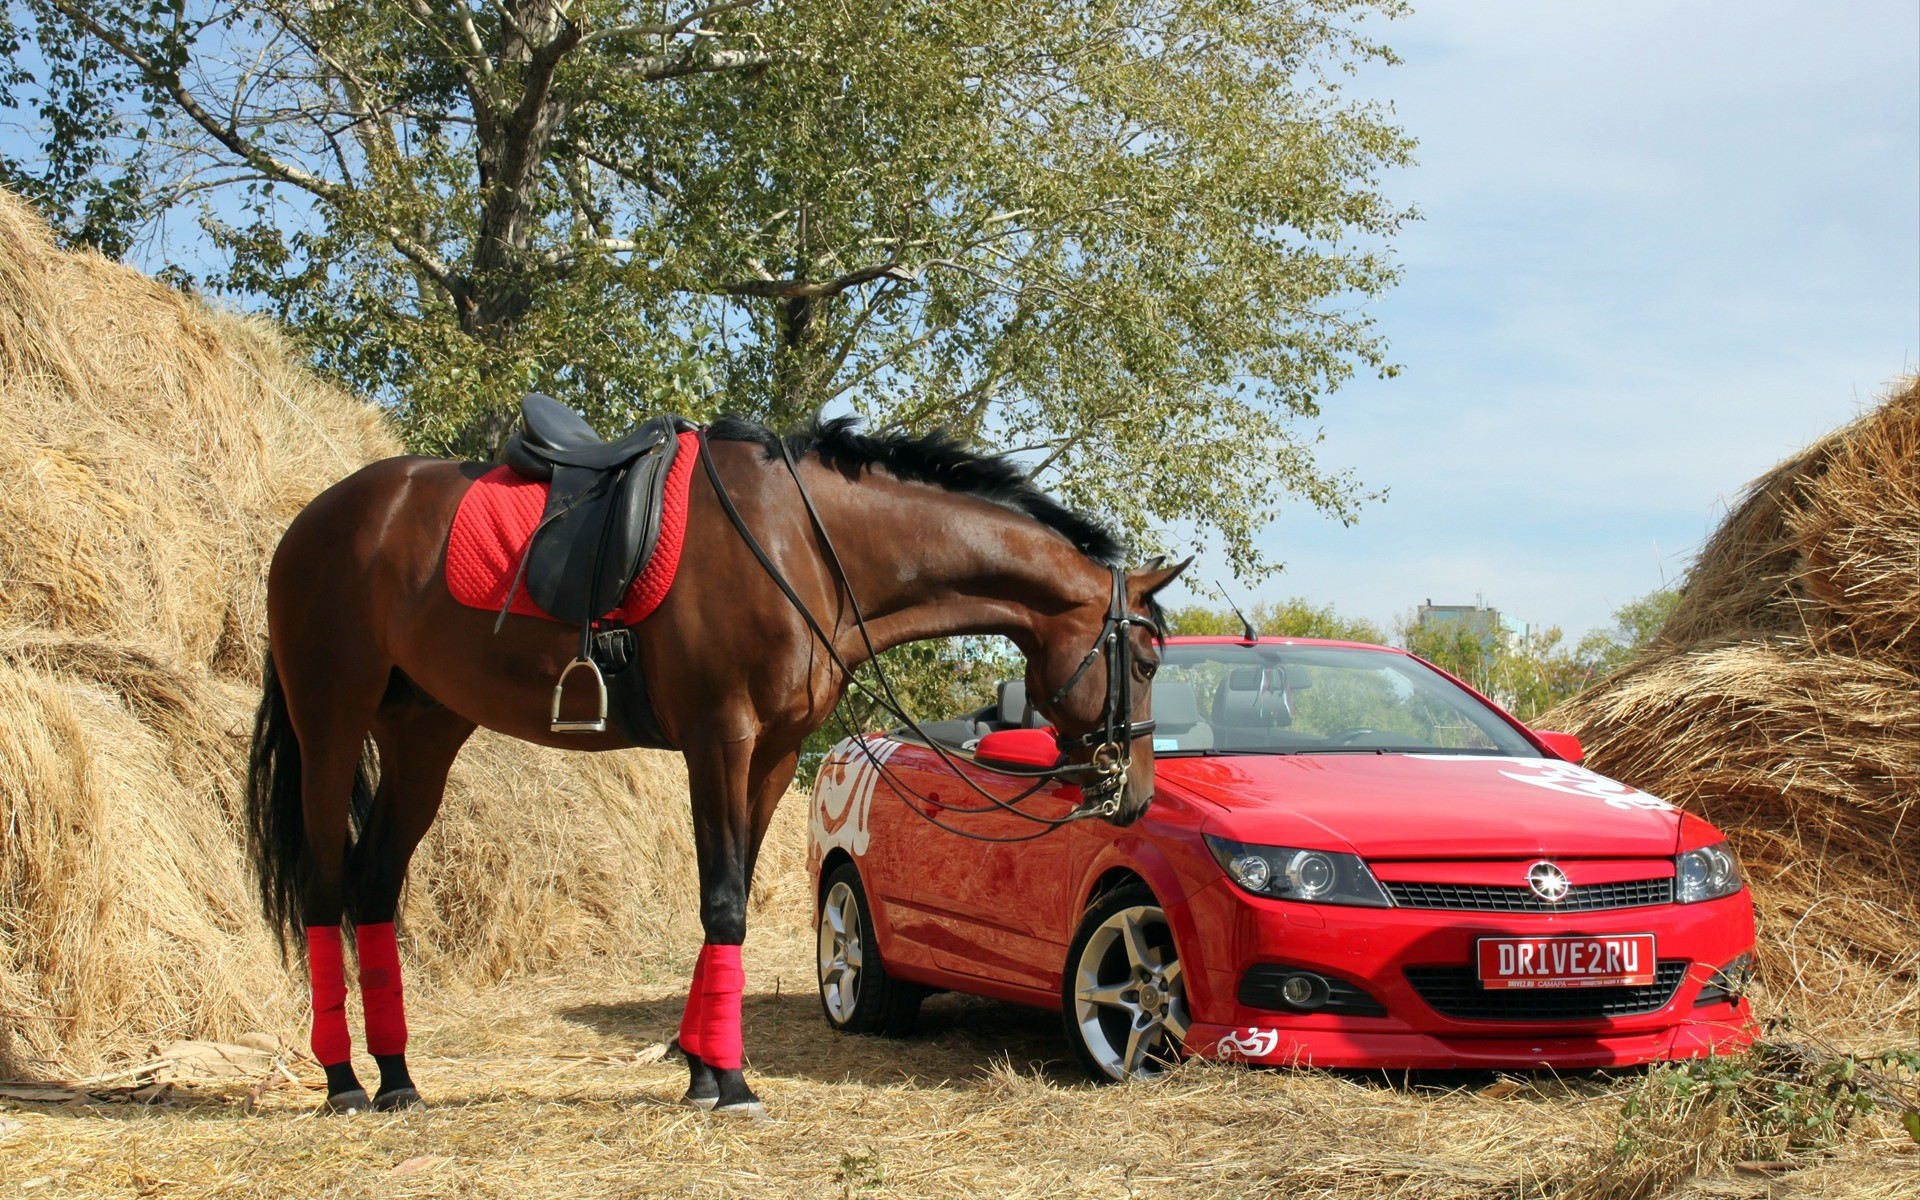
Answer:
[244,409,1187,1117]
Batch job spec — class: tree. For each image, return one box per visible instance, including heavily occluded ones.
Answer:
[1574,587,1680,677]
[1398,619,1586,723]
[1167,596,1387,644]
[1398,588,1683,722]
[2,0,1413,572]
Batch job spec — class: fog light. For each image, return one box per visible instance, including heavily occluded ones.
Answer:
[1229,853,1272,892]
[1279,972,1328,1009]
[1695,952,1757,1006]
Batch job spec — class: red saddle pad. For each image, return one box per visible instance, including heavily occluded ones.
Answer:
[445,430,700,626]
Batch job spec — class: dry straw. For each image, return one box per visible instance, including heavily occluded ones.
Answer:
[0,188,716,1079]
[1547,376,1920,1047]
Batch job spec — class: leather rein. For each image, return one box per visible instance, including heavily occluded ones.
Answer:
[696,428,1154,838]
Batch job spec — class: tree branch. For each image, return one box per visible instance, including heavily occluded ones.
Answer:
[48,0,464,301]
[582,0,763,45]
[622,47,780,81]
[1026,434,1085,482]
[721,261,914,300]
[402,0,501,128]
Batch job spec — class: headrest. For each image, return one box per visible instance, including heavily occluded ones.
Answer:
[1151,681,1201,731]
[1213,675,1291,728]
[997,680,1030,727]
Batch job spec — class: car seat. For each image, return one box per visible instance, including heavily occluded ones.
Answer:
[1211,667,1292,744]
[1148,680,1211,750]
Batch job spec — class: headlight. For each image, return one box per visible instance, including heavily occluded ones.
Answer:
[1205,836,1391,907]
[1675,840,1744,903]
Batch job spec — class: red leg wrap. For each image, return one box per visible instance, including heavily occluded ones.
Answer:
[356,922,408,1057]
[307,925,351,1066]
[677,945,712,1059]
[696,944,745,1070]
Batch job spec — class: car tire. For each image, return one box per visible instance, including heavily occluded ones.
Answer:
[1061,881,1191,1083]
[817,862,923,1036]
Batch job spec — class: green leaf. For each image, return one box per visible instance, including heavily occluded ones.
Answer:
[1901,1109,1920,1144]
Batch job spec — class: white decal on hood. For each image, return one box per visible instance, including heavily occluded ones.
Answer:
[1409,756,1674,812]
[1405,752,1674,810]
[812,736,902,857]
[1215,1027,1281,1059]
[1498,759,1676,811]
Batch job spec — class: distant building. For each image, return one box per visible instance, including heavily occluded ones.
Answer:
[1415,598,1533,649]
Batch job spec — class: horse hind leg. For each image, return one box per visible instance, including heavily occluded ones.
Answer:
[272,649,392,1112]
[346,694,474,1111]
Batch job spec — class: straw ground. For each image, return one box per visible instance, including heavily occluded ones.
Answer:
[3,898,1915,1200]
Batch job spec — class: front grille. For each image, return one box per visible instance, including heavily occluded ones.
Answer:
[1405,960,1688,1021]
[1383,876,1674,913]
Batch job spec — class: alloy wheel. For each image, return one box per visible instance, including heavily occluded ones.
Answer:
[818,879,864,1025]
[1070,903,1190,1080]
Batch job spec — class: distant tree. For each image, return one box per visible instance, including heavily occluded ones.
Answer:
[1400,619,1580,721]
[1,0,1412,573]
[1574,587,1681,677]
[1399,588,1682,722]
[1400,617,1499,692]
[1167,597,1387,644]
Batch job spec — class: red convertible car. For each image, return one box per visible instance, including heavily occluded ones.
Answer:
[808,637,1756,1080]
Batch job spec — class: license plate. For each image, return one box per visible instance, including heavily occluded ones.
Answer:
[1476,934,1656,990]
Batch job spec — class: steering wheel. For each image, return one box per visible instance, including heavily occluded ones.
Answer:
[1327,727,1384,746]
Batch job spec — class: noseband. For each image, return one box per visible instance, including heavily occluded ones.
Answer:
[1046,566,1159,818]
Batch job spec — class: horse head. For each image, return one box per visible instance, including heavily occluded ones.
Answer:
[1031,557,1191,826]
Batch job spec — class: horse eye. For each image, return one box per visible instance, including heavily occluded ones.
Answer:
[1138,662,1158,680]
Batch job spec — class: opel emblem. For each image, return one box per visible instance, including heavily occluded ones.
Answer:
[1526,861,1571,902]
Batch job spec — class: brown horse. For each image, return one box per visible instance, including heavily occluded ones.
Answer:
[245,411,1187,1115]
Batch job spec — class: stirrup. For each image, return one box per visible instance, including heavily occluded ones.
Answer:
[550,656,608,733]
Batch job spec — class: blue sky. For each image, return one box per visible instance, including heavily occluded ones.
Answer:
[1166,0,1920,638]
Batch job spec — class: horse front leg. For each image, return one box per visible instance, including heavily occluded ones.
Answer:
[677,738,796,1117]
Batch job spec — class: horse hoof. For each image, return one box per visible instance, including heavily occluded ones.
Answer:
[322,1088,371,1114]
[678,1092,719,1110]
[373,1087,424,1112]
[713,1100,769,1121]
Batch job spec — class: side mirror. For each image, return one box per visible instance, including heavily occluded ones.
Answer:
[974,727,1062,770]
[1534,730,1585,764]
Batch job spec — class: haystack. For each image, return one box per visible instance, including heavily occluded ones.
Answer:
[0,190,755,1078]
[1548,378,1920,1043]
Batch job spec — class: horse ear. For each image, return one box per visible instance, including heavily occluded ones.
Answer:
[1128,555,1192,599]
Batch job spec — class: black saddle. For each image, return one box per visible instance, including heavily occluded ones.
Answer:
[500,394,693,736]
[502,393,692,627]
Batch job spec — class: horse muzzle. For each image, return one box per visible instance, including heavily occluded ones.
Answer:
[1066,742,1151,826]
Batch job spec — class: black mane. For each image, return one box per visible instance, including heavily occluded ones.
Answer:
[707,414,1126,567]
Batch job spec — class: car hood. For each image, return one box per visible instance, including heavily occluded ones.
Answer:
[1159,753,1684,859]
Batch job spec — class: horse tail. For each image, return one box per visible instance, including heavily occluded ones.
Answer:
[245,648,377,960]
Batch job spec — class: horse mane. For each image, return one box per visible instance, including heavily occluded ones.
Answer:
[707,414,1128,568]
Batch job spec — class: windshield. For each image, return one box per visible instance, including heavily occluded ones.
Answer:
[1150,643,1541,757]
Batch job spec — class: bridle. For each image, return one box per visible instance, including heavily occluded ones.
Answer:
[1043,565,1160,816]
[696,428,1157,835]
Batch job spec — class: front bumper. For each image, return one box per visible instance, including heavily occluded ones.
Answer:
[1180,877,1758,1069]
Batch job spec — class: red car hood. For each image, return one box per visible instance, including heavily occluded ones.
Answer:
[1160,753,1684,859]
